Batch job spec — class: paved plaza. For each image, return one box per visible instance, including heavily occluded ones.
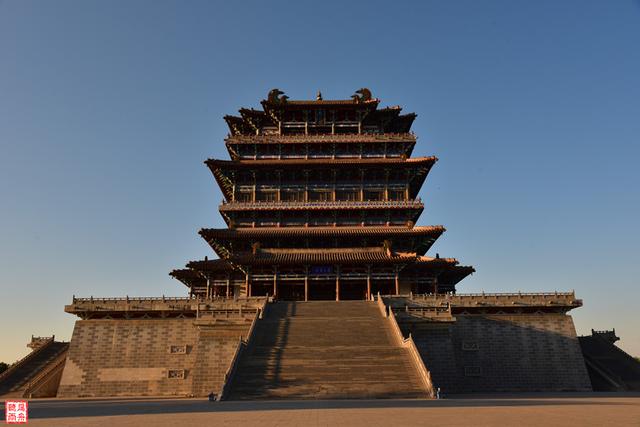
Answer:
[6,393,640,426]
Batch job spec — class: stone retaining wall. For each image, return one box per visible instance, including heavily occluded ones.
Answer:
[57,318,251,398]
[401,313,592,393]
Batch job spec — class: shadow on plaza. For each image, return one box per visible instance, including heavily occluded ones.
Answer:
[16,393,640,419]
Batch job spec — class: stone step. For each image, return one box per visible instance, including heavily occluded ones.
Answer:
[230,382,426,400]
[245,353,411,362]
[236,365,414,372]
[226,301,427,400]
[241,352,413,363]
[265,302,381,318]
[232,376,423,387]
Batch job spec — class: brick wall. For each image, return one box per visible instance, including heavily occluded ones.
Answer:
[402,313,592,393]
[191,324,248,396]
[57,318,251,397]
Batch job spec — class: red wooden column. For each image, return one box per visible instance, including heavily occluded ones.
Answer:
[394,266,400,295]
[304,265,309,302]
[384,169,389,201]
[245,270,251,297]
[252,171,256,202]
[366,265,372,301]
[335,266,341,301]
[273,267,278,299]
[225,273,230,298]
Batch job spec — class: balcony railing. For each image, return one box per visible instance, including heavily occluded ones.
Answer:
[226,132,416,144]
[219,199,423,211]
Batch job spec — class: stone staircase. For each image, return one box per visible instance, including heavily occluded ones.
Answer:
[226,301,428,399]
[579,334,640,391]
[0,341,69,397]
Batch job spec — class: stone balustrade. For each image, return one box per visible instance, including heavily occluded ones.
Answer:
[383,291,582,312]
[395,305,455,322]
[65,296,269,319]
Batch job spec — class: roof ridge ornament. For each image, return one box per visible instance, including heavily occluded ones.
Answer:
[267,88,288,105]
[352,88,374,103]
[316,91,323,101]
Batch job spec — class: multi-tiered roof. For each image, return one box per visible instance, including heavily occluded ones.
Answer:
[171,89,474,300]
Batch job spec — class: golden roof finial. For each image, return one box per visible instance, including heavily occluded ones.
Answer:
[316,91,323,101]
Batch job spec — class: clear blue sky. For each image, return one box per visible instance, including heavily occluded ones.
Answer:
[1,0,639,363]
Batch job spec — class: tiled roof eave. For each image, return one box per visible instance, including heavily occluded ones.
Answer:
[199,225,445,239]
[205,156,437,169]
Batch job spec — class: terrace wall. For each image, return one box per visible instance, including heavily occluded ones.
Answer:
[401,313,592,393]
[57,318,251,398]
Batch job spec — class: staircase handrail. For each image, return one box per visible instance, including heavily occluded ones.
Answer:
[400,328,436,399]
[375,292,389,322]
[22,345,69,397]
[218,299,267,400]
[379,295,435,398]
[390,309,436,398]
[0,337,55,384]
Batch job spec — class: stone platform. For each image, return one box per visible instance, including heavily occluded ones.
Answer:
[4,293,595,399]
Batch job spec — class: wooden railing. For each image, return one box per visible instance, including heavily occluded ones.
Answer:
[220,199,423,211]
[376,293,435,398]
[217,299,267,401]
[226,132,416,144]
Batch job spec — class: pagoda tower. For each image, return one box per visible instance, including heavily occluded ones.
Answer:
[171,89,474,300]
